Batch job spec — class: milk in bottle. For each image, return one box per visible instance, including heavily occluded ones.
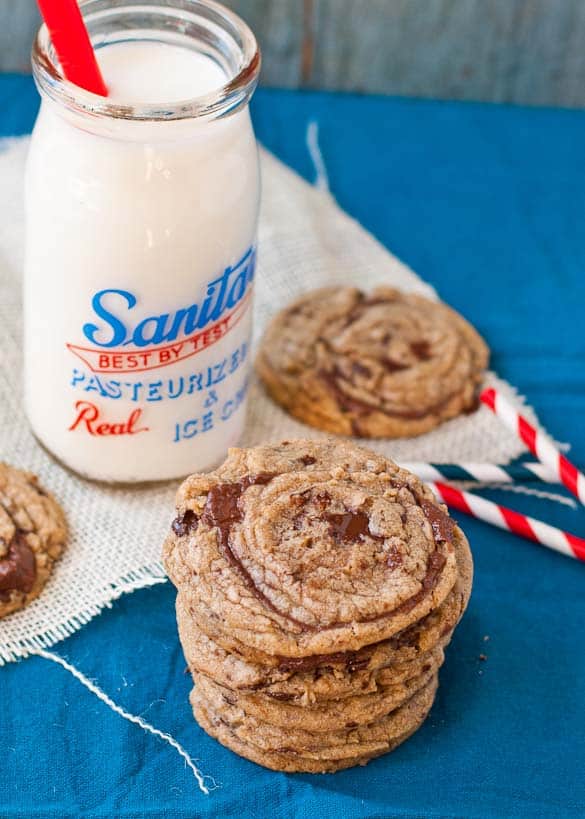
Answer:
[25,0,261,482]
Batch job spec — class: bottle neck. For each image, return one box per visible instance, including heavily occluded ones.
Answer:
[32,0,260,129]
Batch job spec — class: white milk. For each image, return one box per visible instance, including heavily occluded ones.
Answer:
[25,30,260,481]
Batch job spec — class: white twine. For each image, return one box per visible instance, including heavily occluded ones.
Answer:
[460,482,577,509]
[0,569,168,665]
[35,649,217,795]
[306,120,330,192]
[493,483,578,508]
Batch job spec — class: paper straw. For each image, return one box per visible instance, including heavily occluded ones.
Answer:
[36,0,108,96]
[428,480,585,563]
[481,388,585,506]
[401,462,557,484]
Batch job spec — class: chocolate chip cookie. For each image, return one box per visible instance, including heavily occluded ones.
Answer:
[191,676,438,772]
[256,286,489,438]
[164,439,462,658]
[0,464,67,618]
[179,562,470,672]
[178,595,448,703]
[194,652,441,731]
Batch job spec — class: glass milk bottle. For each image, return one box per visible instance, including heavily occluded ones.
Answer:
[24,0,260,482]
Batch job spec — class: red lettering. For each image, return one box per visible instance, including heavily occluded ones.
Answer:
[68,401,99,432]
[158,344,184,365]
[68,401,149,436]
[188,332,202,352]
[128,409,148,434]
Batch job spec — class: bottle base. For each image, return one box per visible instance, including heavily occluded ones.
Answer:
[28,428,233,486]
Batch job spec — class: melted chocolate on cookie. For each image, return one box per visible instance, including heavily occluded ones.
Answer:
[326,510,384,544]
[172,509,199,537]
[199,470,453,634]
[0,533,36,596]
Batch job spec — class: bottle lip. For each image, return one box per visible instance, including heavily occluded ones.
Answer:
[31,0,261,122]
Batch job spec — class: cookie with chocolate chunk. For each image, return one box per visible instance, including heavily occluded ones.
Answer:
[163,439,463,659]
[0,464,67,618]
[177,594,448,703]
[191,676,438,771]
[191,674,438,760]
[256,286,489,438]
[191,676,438,773]
[194,652,441,732]
[179,561,471,672]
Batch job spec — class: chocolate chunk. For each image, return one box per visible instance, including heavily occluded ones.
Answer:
[420,500,455,544]
[0,533,36,594]
[171,509,199,537]
[276,649,368,673]
[381,358,409,373]
[299,455,316,466]
[422,551,447,591]
[202,473,275,549]
[203,483,245,549]
[240,473,275,491]
[326,510,378,543]
[410,341,432,361]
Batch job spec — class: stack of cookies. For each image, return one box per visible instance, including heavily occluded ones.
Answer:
[163,439,473,773]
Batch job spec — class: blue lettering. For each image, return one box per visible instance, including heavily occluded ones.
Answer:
[168,378,185,399]
[81,248,255,349]
[165,305,199,341]
[83,289,135,347]
[134,315,170,346]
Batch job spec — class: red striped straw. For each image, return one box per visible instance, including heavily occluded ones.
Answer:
[481,387,585,506]
[36,0,108,96]
[429,481,585,562]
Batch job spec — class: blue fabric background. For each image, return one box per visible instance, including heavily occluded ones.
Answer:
[1,76,584,818]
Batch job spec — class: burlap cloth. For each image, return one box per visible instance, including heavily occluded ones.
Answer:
[0,136,538,664]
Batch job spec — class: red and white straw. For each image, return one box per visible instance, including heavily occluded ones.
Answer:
[36,0,108,96]
[429,480,585,562]
[481,387,585,506]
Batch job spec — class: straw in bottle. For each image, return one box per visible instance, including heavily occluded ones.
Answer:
[36,0,108,96]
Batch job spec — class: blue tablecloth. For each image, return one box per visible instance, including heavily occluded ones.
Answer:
[1,76,584,819]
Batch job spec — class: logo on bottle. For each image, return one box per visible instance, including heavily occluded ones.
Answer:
[66,247,255,374]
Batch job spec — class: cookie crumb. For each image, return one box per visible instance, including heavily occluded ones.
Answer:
[483,635,490,642]
[479,653,487,661]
